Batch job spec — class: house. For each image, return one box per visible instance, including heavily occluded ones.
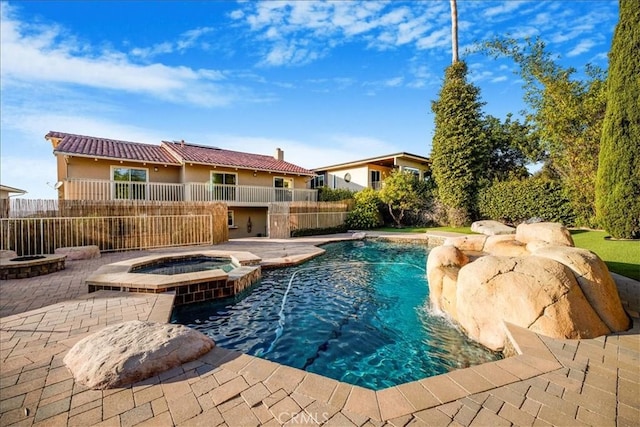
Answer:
[311,152,431,191]
[0,184,27,199]
[0,184,27,218]
[46,131,317,238]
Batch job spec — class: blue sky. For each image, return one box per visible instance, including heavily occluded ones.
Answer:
[0,0,618,199]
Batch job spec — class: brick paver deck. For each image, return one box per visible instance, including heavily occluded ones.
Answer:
[1,234,638,426]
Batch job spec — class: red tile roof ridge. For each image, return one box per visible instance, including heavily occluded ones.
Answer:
[46,131,315,175]
[48,131,181,165]
[161,140,315,176]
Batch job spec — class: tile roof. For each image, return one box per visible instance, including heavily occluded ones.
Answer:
[46,132,315,175]
[46,131,181,165]
[162,141,315,176]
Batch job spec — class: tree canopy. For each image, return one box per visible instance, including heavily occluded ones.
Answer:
[430,61,487,225]
[378,169,423,227]
[481,37,607,227]
[595,0,640,239]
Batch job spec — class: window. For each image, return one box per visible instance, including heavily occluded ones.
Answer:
[310,175,325,189]
[227,210,235,227]
[404,167,420,178]
[370,170,381,190]
[274,177,293,202]
[112,167,147,199]
[211,172,237,201]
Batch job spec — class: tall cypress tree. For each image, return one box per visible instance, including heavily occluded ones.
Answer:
[595,0,640,239]
[430,61,487,225]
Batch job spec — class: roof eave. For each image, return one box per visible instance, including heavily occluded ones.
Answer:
[313,152,431,172]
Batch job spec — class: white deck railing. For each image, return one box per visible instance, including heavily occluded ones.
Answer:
[63,179,317,204]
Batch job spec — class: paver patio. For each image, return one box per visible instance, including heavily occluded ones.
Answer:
[1,233,638,426]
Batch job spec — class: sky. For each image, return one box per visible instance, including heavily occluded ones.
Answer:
[0,0,619,199]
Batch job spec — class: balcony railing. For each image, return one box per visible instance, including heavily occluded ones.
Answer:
[62,179,317,204]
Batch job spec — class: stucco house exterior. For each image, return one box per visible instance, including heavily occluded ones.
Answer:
[0,184,27,199]
[311,152,431,191]
[46,131,317,238]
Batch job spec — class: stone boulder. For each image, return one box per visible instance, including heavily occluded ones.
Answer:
[64,321,214,389]
[427,221,630,351]
[427,245,469,316]
[455,255,610,351]
[443,235,487,253]
[484,235,529,257]
[516,222,574,247]
[471,220,515,236]
[55,245,101,260]
[530,245,630,332]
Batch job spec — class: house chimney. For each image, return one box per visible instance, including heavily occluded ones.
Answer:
[275,148,284,161]
[181,139,185,147]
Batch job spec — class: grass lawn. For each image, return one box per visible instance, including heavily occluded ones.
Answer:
[570,230,640,281]
[376,227,639,280]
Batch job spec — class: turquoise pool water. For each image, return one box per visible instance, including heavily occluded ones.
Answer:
[132,256,235,275]
[172,240,501,390]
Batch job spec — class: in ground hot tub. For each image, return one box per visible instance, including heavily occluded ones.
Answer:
[86,250,262,305]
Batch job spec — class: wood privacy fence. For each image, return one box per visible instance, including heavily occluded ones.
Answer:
[0,200,228,255]
[268,201,353,239]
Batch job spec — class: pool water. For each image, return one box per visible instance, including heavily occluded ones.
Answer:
[172,240,501,390]
[132,256,235,275]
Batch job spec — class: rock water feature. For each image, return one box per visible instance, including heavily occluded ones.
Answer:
[426,222,631,351]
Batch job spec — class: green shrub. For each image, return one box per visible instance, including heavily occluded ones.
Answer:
[595,0,640,239]
[479,178,575,225]
[318,186,356,202]
[345,188,383,230]
[431,61,488,225]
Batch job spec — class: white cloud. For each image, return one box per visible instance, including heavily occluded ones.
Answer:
[384,77,404,87]
[416,27,450,50]
[483,1,523,18]
[235,1,450,67]
[567,39,596,57]
[491,76,508,83]
[0,4,242,108]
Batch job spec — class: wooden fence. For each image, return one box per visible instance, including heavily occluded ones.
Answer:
[268,201,353,238]
[0,200,228,255]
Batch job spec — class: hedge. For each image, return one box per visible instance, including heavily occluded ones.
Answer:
[478,178,575,225]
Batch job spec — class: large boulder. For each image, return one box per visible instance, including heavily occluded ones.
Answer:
[64,321,214,389]
[471,220,515,236]
[427,245,469,315]
[455,256,610,351]
[484,235,529,257]
[427,221,630,351]
[55,245,101,260]
[443,235,487,252]
[531,245,630,332]
[516,222,574,247]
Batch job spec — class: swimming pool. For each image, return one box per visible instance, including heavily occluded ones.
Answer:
[172,240,501,390]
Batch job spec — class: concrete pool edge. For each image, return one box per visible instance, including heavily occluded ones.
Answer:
[145,287,569,422]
